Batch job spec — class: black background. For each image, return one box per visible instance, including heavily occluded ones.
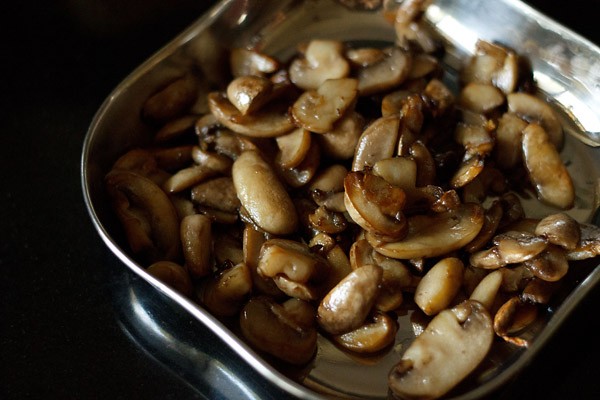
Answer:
[2,1,599,399]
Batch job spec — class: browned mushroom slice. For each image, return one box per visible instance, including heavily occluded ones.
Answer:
[162,164,220,194]
[393,0,437,53]
[200,262,252,317]
[345,47,385,68]
[454,122,494,158]
[142,74,199,123]
[242,225,283,297]
[232,150,298,235]
[409,141,436,187]
[105,170,181,262]
[208,92,295,138]
[567,223,600,260]
[494,112,528,169]
[357,47,412,96]
[317,264,383,335]
[279,140,321,188]
[191,177,240,214]
[352,115,400,171]
[469,269,503,311]
[370,203,484,259]
[332,312,397,353]
[275,128,311,169]
[508,92,563,149]
[414,257,464,316]
[257,239,328,284]
[150,145,195,173]
[450,155,485,189]
[381,90,410,117]
[407,53,440,80]
[230,48,279,78]
[388,300,493,400]
[308,164,348,193]
[147,261,193,297]
[521,123,574,209]
[190,146,233,173]
[226,75,273,115]
[180,214,212,278]
[289,39,350,90]
[316,111,365,160]
[493,296,538,343]
[372,157,417,190]
[522,278,559,305]
[291,78,359,134]
[344,171,408,239]
[461,40,519,95]
[154,115,198,144]
[111,148,170,186]
[471,230,547,269]
[524,245,569,282]
[465,201,504,253]
[308,205,348,234]
[240,296,318,365]
[458,83,505,114]
[424,79,455,117]
[535,213,580,251]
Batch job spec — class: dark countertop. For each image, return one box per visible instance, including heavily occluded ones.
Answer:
[2,1,599,399]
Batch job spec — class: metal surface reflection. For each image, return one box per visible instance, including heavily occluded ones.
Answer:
[111,268,288,400]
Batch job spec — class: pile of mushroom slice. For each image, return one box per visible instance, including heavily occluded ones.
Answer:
[101,0,600,398]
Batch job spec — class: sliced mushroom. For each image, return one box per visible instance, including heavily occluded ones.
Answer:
[240,296,318,365]
[232,150,298,235]
[344,171,408,240]
[226,75,273,115]
[454,122,494,158]
[191,146,233,172]
[369,203,485,259]
[147,261,193,297]
[450,155,485,189]
[278,140,321,188]
[372,157,417,191]
[493,296,538,344]
[318,264,383,335]
[332,312,397,353]
[409,141,436,187]
[316,111,364,160]
[162,164,220,193]
[394,0,437,53]
[465,200,503,253]
[230,48,279,78]
[494,112,528,169]
[414,257,464,316]
[111,148,169,186]
[105,170,181,262]
[352,115,400,171]
[150,145,195,173]
[345,47,385,67]
[522,278,559,305]
[461,40,519,95]
[521,123,574,209]
[308,164,348,193]
[180,214,212,278]
[257,239,328,284]
[567,223,600,260]
[142,74,198,123]
[200,262,252,316]
[469,270,503,311]
[275,128,311,169]
[508,92,563,149]
[154,115,198,144]
[289,39,350,90]
[308,205,348,234]
[242,225,282,297]
[458,83,505,114]
[524,245,569,282]
[191,177,240,214]
[291,78,358,133]
[470,230,547,269]
[357,47,412,95]
[388,300,493,400]
[208,91,295,138]
[535,213,580,251]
